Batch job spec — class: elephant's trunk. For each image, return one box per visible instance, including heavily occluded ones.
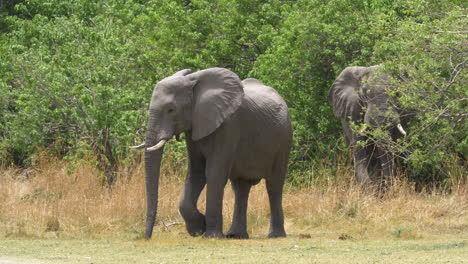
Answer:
[143,111,165,239]
[144,147,163,239]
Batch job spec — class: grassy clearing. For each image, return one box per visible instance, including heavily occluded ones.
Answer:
[0,157,467,263]
[1,235,467,264]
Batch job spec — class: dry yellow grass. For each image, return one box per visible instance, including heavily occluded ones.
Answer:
[0,154,467,241]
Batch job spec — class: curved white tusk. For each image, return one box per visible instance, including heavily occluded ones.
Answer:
[129,143,146,149]
[397,123,407,136]
[146,139,167,152]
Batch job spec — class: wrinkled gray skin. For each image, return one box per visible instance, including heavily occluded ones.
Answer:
[329,65,407,187]
[137,68,292,239]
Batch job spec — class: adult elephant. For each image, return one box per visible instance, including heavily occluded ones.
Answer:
[131,68,292,239]
[329,65,408,187]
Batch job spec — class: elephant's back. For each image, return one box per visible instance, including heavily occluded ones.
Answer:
[237,78,292,148]
[241,78,291,128]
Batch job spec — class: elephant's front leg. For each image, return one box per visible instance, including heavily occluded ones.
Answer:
[179,169,206,236]
[179,139,207,236]
[203,157,231,238]
[377,146,395,188]
[354,145,371,186]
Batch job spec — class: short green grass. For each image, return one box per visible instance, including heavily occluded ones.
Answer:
[1,232,467,264]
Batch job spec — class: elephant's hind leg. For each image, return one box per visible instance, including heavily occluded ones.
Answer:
[266,154,288,238]
[227,179,254,239]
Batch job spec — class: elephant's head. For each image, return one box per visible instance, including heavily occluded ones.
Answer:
[329,65,407,137]
[131,68,244,239]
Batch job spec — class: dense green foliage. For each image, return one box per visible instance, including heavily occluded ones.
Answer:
[0,0,466,186]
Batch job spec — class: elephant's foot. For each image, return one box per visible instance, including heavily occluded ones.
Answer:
[226,228,249,239]
[185,215,206,237]
[267,228,286,238]
[203,230,225,239]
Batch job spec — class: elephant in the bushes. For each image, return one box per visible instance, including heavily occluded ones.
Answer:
[131,68,292,239]
[329,65,408,187]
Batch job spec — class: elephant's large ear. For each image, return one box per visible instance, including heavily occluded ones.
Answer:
[328,66,377,121]
[190,68,244,141]
[160,69,193,82]
[171,69,192,78]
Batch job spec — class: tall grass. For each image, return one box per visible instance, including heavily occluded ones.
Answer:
[0,153,466,240]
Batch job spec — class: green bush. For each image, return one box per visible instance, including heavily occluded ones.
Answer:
[0,0,465,187]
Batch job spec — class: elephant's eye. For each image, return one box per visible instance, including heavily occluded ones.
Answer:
[168,108,175,113]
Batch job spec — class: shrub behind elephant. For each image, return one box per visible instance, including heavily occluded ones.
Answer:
[329,65,408,187]
[132,68,292,239]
